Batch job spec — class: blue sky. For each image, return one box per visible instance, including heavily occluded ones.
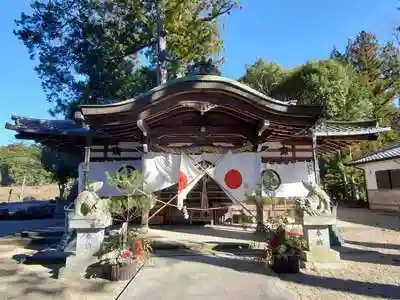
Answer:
[0,0,398,145]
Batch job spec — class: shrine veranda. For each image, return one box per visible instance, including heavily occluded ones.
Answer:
[6,75,390,226]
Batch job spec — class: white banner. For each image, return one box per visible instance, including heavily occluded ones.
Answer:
[78,160,142,197]
[263,161,312,198]
[142,152,180,193]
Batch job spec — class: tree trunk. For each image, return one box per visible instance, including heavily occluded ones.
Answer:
[120,222,128,249]
[255,186,264,232]
[140,208,149,233]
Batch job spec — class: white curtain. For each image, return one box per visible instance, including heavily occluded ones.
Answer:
[142,152,180,193]
[78,160,142,197]
[263,161,312,198]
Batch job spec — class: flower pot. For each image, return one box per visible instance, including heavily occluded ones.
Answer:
[272,255,300,274]
[109,262,138,281]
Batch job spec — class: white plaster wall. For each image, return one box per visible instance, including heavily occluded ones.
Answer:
[262,161,314,198]
[358,159,400,190]
[79,153,313,199]
[78,160,143,197]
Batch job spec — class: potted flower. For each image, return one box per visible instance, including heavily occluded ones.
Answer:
[97,168,153,281]
[99,230,151,281]
[265,216,306,274]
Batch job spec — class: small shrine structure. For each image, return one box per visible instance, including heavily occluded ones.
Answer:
[6,75,390,228]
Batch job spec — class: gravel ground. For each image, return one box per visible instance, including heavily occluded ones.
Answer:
[0,244,127,300]
[280,207,400,300]
[0,208,398,300]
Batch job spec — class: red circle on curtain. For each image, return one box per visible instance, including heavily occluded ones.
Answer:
[178,171,188,191]
[224,169,242,189]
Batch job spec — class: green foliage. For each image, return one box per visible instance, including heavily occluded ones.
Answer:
[40,147,81,200]
[0,144,53,186]
[272,59,374,120]
[331,31,400,131]
[14,0,238,116]
[239,58,286,95]
[99,230,152,264]
[103,168,154,260]
[105,168,154,223]
[239,30,400,203]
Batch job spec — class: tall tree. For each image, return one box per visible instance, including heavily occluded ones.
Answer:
[40,147,81,200]
[14,0,239,116]
[332,31,400,122]
[271,59,374,120]
[239,59,286,96]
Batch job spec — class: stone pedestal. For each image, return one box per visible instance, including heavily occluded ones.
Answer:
[70,217,112,257]
[329,205,343,246]
[58,216,112,279]
[302,215,340,264]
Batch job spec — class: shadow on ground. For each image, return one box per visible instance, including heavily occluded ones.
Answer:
[345,240,400,251]
[0,219,64,238]
[163,250,400,299]
[337,206,400,231]
[335,245,400,267]
[0,260,116,299]
[151,224,266,242]
[278,272,400,299]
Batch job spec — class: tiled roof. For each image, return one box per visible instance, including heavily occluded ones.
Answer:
[347,143,400,166]
[293,120,390,137]
[5,116,89,136]
[314,120,388,136]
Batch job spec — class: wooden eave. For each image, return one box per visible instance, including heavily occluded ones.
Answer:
[79,75,323,149]
[80,75,323,117]
[5,76,390,156]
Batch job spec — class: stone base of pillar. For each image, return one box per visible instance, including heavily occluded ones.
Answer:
[59,216,112,279]
[302,215,341,264]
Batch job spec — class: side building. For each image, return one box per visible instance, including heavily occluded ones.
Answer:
[347,143,400,212]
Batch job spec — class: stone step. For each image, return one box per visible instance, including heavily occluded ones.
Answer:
[15,250,72,265]
[0,235,62,250]
[16,230,64,238]
[26,235,62,246]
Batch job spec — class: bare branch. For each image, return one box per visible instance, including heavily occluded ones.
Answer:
[200,2,236,22]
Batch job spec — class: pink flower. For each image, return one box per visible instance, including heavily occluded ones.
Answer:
[120,249,133,259]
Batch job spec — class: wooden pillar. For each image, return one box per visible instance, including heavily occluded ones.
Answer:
[254,120,270,232]
[82,130,92,191]
[138,118,150,231]
[312,131,321,185]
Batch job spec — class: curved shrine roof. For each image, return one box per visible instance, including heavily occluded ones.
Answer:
[5,75,391,155]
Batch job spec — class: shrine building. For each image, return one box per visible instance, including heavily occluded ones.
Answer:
[5,75,390,226]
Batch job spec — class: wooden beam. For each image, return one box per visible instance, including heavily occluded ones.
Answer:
[258,120,270,137]
[262,157,312,163]
[138,94,318,127]
[137,119,149,137]
[151,125,254,139]
[137,119,150,152]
